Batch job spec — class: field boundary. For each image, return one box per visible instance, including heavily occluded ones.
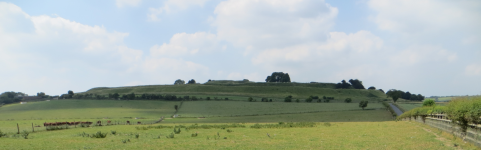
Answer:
[404,116,481,147]
[177,108,384,118]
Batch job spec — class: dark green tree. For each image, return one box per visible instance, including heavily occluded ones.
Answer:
[265,72,291,83]
[359,101,368,110]
[349,79,365,89]
[284,95,292,102]
[344,98,352,103]
[187,79,196,84]
[112,93,120,99]
[174,79,185,85]
[422,99,435,107]
[174,105,179,111]
[368,86,376,90]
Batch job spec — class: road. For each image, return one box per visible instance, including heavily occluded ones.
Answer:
[389,103,404,116]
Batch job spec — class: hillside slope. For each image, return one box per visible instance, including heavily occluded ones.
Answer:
[82,83,386,101]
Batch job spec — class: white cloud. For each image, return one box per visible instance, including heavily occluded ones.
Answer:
[252,30,383,66]
[116,0,141,8]
[368,0,481,43]
[213,0,338,50]
[466,64,481,76]
[142,57,209,75]
[149,32,218,56]
[148,0,210,21]
[390,45,457,65]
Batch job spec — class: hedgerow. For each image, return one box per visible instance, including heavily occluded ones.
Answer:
[398,96,481,133]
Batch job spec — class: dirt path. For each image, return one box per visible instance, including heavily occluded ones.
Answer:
[416,124,463,149]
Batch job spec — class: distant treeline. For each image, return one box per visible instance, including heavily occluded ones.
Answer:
[62,92,227,101]
[386,89,425,102]
[0,91,52,105]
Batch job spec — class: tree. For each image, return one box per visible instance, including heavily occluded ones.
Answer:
[112,93,120,99]
[368,86,376,90]
[174,105,179,111]
[422,99,435,107]
[349,79,365,89]
[403,91,411,100]
[284,95,292,102]
[335,80,352,89]
[67,90,74,98]
[378,89,385,93]
[37,92,46,97]
[386,89,403,103]
[265,72,291,83]
[359,101,368,110]
[305,96,313,102]
[187,79,196,84]
[344,98,352,103]
[174,79,185,85]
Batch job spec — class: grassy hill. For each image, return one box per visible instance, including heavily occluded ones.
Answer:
[82,82,386,102]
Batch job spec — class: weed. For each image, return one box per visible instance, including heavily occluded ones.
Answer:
[191,132,198,137]
[134,133,139,139]
[90,131,107,138]
[121,139,130,143]
[226,129,233,133]
[21,130,29,139]
[111,130,117,135]
[166,132,174,138]
[0,130,6,137]
[323,122,331,127]
[174,128,181,134]
[78,132,89,137]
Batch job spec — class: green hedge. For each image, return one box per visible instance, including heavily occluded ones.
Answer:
[397,96,481,132]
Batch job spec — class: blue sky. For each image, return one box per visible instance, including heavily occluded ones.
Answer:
[1,0,480,97]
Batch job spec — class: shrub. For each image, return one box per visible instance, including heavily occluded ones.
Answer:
[284,95,292,102]
[250,122,316,129]
[226,129,233,133]
[206,97,211,100]
[191,132,198,137]
[135,133,139,139]
[225,97,228,100]
[0,130,6,137]
[269,99,272,102]
[91,131,107,138]
[174,128,181,134]
[21,130,29,139]
[166,133,174,138]
[323,122,331,127]
[296,99,300,103]
[111,130,117,135]
[422,99,435,107]
[248,97,253,102]
[344,98,352,103]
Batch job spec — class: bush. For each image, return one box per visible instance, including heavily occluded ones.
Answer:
[206,97,211,100]
[0,130,6,137]
[248,97,253,102]
[91,131,107,138]
[191,132,198,137]
[250,122,316,129]
[21,130,29,139]
[422,99,435,107]
[284,95,292,102]
[174,128,181,134]
[344,98,352,103]
[166,132,174,138]
[111,130,117,135]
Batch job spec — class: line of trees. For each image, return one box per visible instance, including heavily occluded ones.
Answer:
[335,79,365,89]
[386,89,425,102]
[0,91,26,105]
[265,72,291,83]
[64,92,231,101]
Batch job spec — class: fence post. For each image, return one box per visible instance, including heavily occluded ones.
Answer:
[17,123,20,134]
[32,123,34,132]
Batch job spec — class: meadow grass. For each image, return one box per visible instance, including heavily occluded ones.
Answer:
[0,121,475,149]
[177,101,385,117]
[0,100,179,120]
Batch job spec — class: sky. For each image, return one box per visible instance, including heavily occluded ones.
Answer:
[0,0,480,97]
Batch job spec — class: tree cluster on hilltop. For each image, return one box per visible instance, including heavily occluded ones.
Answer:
[0,92,25,105]
[265,72,291,83]
[335,79,365,89]
[386,89,425,102]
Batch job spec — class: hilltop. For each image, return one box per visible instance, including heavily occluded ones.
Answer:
[81,81,386,102]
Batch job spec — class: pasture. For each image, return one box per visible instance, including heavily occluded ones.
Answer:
[0,121,476,149]
[0,100,178,120]
[177,101,385,117]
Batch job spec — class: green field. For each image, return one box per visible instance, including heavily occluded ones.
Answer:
[177,101,385,117]
[0,100,179,120]
[0,121,476,149]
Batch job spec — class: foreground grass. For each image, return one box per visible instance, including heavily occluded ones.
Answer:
[0,121,475,149]
[177,101,385,117]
